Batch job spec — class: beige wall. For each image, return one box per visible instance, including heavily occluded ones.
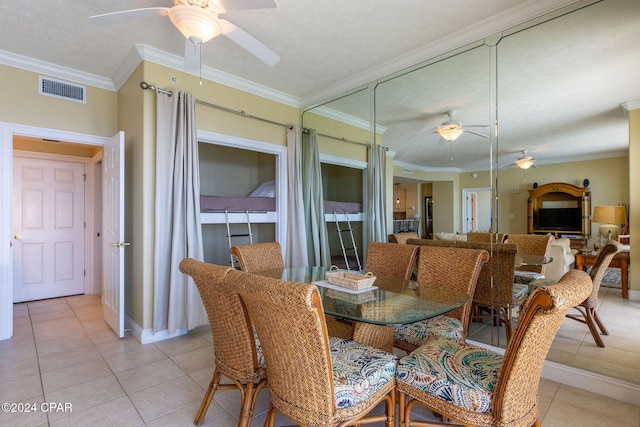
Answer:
[0,64,118,136]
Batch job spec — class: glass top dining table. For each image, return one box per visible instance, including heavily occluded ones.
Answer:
[253,266,469,327]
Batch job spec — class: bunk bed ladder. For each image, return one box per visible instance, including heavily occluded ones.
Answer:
[333,211,362,271]
[225,210,253,268]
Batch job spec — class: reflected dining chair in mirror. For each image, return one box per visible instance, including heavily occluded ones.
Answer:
[226,268,398,427]
[396,269,592,427]
[394,246,489,353]
[230,241,284,272]
[471,243,521,342]
[566,240,621,347]
[466,232,507,244]
[179,259,267,427]
[507,233,554,282]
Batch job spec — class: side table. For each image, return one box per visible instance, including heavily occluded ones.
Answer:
[574,251,629,299]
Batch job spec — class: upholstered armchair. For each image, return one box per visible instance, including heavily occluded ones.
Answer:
[545,237,577,282]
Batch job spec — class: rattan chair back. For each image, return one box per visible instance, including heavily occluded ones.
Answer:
[415,246,489,336]
[506,233,554,274]
[494,269,592,424]
[467,232,507,243]
[179,259,266,426]
[225,268,396,426]
[365,241,419,280]
[585,240,621,307]
[388,232,419,244]
[230,241,284,272]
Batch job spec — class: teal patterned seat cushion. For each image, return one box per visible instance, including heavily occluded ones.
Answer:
[394,315,463,347]
[329,337,397,409]
[513,270,545,284]
[396,336,503,413]
[253,330,266,368]
[512,283,529,302]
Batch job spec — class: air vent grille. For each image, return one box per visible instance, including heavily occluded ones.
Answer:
[39,76,86,103]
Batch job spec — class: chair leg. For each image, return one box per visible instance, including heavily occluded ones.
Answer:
[194,368,222,425]
[265,401,277,427]
[237,378,268,427]
[591,308,609,335]
[584,308,606,347]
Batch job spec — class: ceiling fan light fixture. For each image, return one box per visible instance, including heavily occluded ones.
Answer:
[437,127,464,142]
[516,158,535,169]
[168,5,222,43]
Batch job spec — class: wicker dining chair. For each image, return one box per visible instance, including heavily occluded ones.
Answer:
[506,233,554,276]
[470,242,522,342]
[394,246,489,353]
[566,240,621,347]
[178,259,267,427]
[365,241,419,280]
[230,241,284,272]
[396,269,592,427]
[225,268,398,427]
[467,232,507,244]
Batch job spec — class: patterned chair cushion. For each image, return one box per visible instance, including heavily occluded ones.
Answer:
[513,270,545,284]
[253,330,266,368]
[394,315,463,347]
[512,283,529,302]
[329,337,397,409]
[396,336,503,413]
[526,278,557,294]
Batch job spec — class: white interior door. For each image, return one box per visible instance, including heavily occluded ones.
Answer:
[12,155,86,302]
[103,132,126,337]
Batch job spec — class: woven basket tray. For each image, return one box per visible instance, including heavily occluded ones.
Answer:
[325,266,376,291]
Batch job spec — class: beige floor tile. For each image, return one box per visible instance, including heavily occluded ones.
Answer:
[27,299,70,316]
[45,374,126,419]
[154,333,211,358]
[41,358,113,394]
[13,303,30,318]
[65,294,102,308]
[115,358,186,394]
[37,341,102,373]
[0,394,47,427]
[48,395,144,427]
[128,375,204,422]
[536,377,560,420]
[0,374,43,403]
[146,400,236,427]
[102,343,168,373]
[0,342,37,366]
[35,334,96,357]
[29,308,75,324]
[0,357,40,384]
[542,384,640,426]
[170,346,214,374]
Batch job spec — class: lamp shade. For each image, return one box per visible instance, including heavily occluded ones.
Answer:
[592,205,626,224]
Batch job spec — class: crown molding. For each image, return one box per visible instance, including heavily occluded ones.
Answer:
[0,49,116,91]
[621,100,640,117]
[131,44,300,108]
[394,159,462,174]
[309,105,386,135]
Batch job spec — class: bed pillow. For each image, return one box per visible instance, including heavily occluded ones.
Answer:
[248,180,275,197]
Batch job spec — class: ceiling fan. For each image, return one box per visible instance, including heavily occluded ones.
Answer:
[514,150,536,169]
[431,111,488,142]
[90,0,280,70]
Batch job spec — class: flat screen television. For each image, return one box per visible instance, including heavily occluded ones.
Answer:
[536,208,582,231]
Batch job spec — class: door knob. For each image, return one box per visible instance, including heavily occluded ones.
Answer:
[109,241,131,248]
[13,234,26,240]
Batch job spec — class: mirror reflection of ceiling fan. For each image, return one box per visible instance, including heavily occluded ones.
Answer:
[431,111,488,142]
[91,0,280,71]
[515,150,536,169]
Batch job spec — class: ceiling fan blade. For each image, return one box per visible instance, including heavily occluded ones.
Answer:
[463,129,489,138]
[219,19,280,66]
[90,7,169,25]
[217,0,277,12]
[463,124,489,128]
[184,39,201,70]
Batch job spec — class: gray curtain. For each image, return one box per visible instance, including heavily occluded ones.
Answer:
[367,144,387,242]
[153,90,206,334]
[302,129,331,267]
[285,126,309,267]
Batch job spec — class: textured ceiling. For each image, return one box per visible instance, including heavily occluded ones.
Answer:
[0,0,638,171]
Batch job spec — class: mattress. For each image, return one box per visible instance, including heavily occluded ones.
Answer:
[323,200,362,214]
[200,195,276,212]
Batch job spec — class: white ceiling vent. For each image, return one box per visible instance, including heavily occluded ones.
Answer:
[39,76,86,103]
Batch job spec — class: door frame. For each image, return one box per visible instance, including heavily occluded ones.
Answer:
[0,122,109,340]
[462,187,491,233]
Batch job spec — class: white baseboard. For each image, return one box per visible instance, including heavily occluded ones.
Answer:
[467,339,640,407]
[124,315,188,344]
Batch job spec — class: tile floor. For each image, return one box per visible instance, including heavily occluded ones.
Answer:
[0,294,638,426]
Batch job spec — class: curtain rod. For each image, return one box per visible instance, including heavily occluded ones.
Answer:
[140,82,387,150]
[140,81,291,129]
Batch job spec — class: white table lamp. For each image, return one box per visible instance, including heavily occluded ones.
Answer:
[592,205,626,248]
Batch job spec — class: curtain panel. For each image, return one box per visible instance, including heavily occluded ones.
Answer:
[285,126,309,267]
[302,129,331,267]
[367,144,387,243]
[153,90,206,334]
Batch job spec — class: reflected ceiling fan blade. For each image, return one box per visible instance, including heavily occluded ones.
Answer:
[219,19,280,66]
[184,39,201,70]
[90,7,169,25]
[462,129,489,138]
[217,0,278,12]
